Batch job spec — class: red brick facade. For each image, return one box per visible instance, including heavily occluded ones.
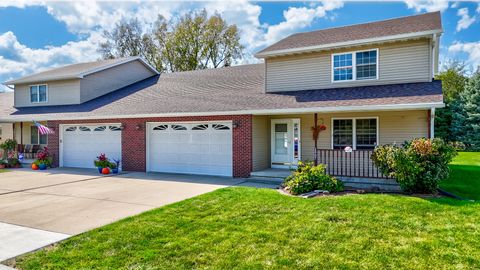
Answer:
[47,115,252,177]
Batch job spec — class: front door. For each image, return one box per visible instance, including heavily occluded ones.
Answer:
[271,119,301,168]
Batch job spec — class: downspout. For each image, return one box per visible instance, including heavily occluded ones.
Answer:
[20,122,23,145]
[314,113,318,165]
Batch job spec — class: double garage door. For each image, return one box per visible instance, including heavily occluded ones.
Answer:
[60,122,233,177]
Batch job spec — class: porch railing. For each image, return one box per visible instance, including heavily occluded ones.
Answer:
[316,149,389,179]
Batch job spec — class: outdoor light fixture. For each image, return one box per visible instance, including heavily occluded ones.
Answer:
[135,124,143,130]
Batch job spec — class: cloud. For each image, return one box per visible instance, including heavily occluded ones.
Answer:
[403,0,449,12]
[0,31,102,90]
[448,41,480,69]
[456,7,476,32]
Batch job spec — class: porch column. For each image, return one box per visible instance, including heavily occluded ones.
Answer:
[430,108,435,139]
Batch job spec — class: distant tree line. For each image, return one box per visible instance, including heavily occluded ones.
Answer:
[435,61,480,150]
[98,9,243,73]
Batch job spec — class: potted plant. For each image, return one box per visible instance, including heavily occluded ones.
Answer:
[0,139,17,159]
[34,147,52,170]
[94,153,111,174]
[0,159,6,169]
[110,159,120,174]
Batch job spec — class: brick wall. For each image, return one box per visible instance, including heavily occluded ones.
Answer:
[47,115,252,177]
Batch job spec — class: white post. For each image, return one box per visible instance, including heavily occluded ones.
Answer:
[430,107,435,138]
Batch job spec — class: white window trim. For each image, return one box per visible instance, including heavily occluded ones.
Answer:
[31,125,48,145]
[330,116,379,150]
[331,48,379,83]
[29,84,48,103]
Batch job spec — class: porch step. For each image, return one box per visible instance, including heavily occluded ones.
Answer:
[247,176,284,185]
[338,176,401,192]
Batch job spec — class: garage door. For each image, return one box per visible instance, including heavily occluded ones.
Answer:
[61,124,122,168]
[147,122,232,176]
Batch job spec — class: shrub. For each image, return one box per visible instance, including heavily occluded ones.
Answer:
[372,138,457,193]
[94,153,111,168]
[282,161,344,195]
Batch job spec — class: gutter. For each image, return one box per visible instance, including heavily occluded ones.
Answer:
[0,102,445,122]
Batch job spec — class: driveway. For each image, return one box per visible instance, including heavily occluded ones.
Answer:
[0,168,243,261]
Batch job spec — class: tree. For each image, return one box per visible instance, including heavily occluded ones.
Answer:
[452,71,480,149]
[434,61,467,141]
[99,10,243,73]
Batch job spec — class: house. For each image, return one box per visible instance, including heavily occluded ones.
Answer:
[0,12,443,179]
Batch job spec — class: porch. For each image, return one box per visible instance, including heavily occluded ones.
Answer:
[250,110,432,190]
[0,121,49,162]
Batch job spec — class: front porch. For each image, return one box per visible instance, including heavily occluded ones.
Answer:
[250,110,433,190]
[0,121,49,163]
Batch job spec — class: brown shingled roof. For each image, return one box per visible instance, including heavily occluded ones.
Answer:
[256,12,442,57]
[0,64,443,122]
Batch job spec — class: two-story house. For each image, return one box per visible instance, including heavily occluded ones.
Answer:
[0,12,443,180]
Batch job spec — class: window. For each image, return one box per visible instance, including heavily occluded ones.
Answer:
[79,126,91,132]
[31,126,47,145]
[94,126,107,131]
[356,50,377,80]
[212,124,230,130]
[30,84,48,103]
[332,49,378,82]
[153,125,168,131]
[332,118,377,150]
[333,53,353,81]
[171,124,187,131]
[65,127,77,132]
[109,126,122,131]
[192,124,208,130]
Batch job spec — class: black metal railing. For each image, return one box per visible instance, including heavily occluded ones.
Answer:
[316,149,389,179]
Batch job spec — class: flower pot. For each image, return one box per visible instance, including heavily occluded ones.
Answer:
[38,163,47,170]
[31,163,39,170]
[112,168,119,174]
[101,167,110,175]
[97,167,103,173]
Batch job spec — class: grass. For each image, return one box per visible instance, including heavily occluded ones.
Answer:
[0,169,7,173]
[13,188,480,269]
[440,152,480,200]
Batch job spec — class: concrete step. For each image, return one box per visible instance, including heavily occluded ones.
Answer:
[338,176,401,192]
[246,176,284,185]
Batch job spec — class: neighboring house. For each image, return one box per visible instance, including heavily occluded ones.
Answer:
[0,12,443,178]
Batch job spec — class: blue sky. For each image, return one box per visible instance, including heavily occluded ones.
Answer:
[0,1,480,91]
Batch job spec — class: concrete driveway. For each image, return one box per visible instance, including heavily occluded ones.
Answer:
[0,168,243,261]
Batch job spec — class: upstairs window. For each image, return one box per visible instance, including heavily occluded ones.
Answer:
[332,49,378,82]
[333,53,353,81]
[30,84,48,103]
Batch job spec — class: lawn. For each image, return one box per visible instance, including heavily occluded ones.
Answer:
[440,152,480,200]
[13,188,480,269]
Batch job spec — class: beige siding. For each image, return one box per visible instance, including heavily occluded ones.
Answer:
[0,123,14,143]
[252,115,270,171]
[14,79,81,107]
[80,60,154,103]
[266,39,432,92]
[253,110,428,166]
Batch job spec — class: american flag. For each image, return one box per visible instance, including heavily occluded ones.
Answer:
[33,121,54,135]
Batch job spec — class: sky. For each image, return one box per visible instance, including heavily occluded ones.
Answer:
[0,0,480,92]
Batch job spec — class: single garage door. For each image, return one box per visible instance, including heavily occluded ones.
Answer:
[147,122,233,176]
[61,124,122,168]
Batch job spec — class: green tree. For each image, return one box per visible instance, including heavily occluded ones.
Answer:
[452,71,480,149]
[99,10,243,73]
[434,61,467,141]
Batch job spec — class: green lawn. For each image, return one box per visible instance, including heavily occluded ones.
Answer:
[440,152,480,200]
[13,188,480,269]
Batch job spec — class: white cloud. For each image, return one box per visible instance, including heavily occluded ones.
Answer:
[0,0,344,90]
[403,0,449,12]
[477,3,480,14]
[0,31,103,91]
[448,41,480,69]
[456,7,476,32]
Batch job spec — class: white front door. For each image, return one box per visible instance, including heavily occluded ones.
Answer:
[271,119,301,168]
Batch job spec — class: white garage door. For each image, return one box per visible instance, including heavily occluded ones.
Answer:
[147,122,232,176]
[61,124,122,168]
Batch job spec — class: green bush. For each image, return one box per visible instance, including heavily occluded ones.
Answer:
[282,161,344,195]
[372,138,457,193]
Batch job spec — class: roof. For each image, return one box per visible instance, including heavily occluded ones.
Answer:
[4,56,159,85]
[0,64,443,122]
[256,12,442,57]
